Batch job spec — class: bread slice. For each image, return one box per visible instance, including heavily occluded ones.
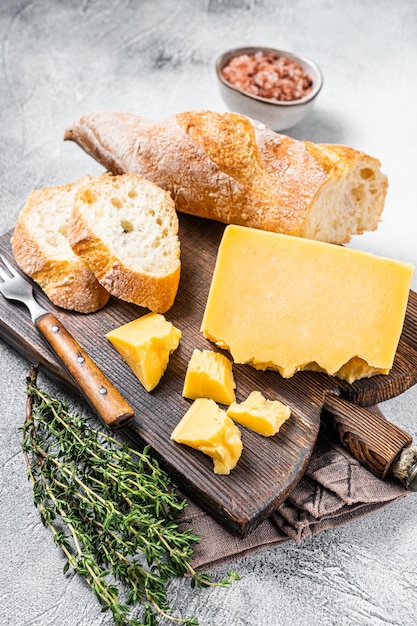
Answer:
[64,110,388,245]
[68,173,181,313]
[11,177,110,313]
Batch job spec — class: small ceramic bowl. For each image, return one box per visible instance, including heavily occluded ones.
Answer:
[215,46,323,131]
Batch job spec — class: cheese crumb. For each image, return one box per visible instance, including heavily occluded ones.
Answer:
[106,312,181,391]
[182,349,236,405]
[171,398,242,474]
[227,391,291,437]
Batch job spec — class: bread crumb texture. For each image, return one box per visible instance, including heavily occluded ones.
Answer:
[69,173,181,313]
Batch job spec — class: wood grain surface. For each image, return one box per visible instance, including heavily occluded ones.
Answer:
[1,216,417,537]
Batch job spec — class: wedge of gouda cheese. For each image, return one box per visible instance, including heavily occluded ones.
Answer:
[226,391,291,437]
[201,225,413,383]
[182,349,236,405]
[106,312,181,391]
[171,398,242,474]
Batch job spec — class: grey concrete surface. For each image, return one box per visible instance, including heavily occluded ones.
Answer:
[1,1,417,625]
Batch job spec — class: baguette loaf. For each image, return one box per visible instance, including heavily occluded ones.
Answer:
[11,177,110,313]
[64,110,388,244]
[68,173,181,313]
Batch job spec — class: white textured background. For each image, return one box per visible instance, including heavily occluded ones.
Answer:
[1,1,417,625]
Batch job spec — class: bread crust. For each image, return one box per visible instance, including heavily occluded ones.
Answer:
[69,174,181,314]
[11,182,110,313]
[64,110,388,244]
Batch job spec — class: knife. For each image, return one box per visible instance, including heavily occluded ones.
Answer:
[0,254,134,430]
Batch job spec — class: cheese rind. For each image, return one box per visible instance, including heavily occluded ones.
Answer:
[171,398,242,474]
[226,391,291,437]
[106,312,181,391]
[201,225,414,383]
[182,349,236,405]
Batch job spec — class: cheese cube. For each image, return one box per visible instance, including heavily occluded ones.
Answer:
[182,349,236,405]
[226,391,291,437]
[201,225,414,383]
[106,312,181,391]
[171,398,242,474]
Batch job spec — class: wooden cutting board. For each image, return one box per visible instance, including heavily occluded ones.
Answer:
[1,217,417,537]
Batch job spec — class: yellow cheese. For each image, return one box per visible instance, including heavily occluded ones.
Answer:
[106,312,181,391]
[182,349,236,405]
[201,225,414,383]
[171,398,242,474]
[226,391,291,437]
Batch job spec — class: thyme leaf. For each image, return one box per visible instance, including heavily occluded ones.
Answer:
[21,366,239,625]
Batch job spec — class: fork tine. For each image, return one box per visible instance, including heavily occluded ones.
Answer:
[0,268,8,282]
[0,255,17,276]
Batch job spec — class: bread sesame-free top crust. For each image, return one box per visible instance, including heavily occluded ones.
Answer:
[64,109,388,245]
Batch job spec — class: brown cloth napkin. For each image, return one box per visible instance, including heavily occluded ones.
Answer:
[177,418,408,570]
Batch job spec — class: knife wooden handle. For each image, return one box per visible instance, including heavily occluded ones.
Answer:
[322,394,412,479]
[36,312,134,429]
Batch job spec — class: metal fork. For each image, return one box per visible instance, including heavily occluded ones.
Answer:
[0,254,134,429]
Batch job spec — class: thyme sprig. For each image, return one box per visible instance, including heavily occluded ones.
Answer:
[21,367,239,626]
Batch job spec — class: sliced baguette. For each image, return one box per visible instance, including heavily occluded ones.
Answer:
[68,173,181,313]
[11,177,110,313]
[64,110,388,245]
